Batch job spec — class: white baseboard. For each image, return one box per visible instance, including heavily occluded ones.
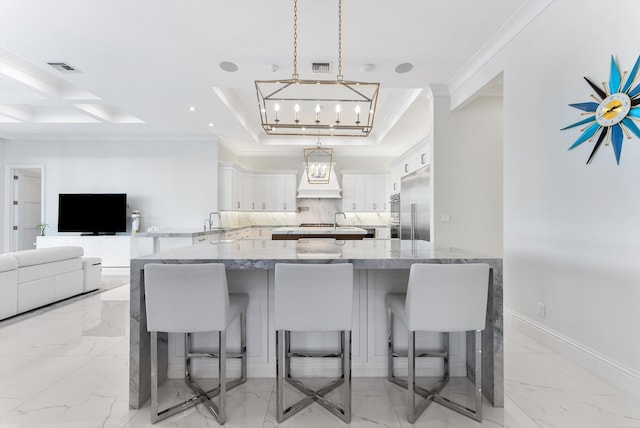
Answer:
[505,307,640,401]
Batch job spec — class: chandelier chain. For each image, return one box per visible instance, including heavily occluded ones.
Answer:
[338,0,343,78]
[293,0,298,78]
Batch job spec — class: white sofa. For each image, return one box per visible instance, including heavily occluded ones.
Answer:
[0,246,101,321]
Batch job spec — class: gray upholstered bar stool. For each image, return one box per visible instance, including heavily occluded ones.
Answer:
[144,263,248,424]
[274,263,354,423]
[386,263,490,423]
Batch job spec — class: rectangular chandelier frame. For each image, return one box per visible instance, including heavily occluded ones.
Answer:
[255,77,380,137]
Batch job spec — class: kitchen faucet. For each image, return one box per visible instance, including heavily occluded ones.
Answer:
[203,219,211,231]
[209,211,221,230]
[334,211,346,229]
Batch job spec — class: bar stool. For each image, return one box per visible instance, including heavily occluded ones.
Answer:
[274,263,354,423]
[144,263,248,424]
[386,263,490,423]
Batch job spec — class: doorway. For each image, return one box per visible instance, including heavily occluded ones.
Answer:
[8,167,44,251]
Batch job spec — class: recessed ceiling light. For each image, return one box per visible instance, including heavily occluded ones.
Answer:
[360,63,375,72]
[189,106,197,112]
[209,122,214,127]
[395,63,414,74]
[219,61,238,72]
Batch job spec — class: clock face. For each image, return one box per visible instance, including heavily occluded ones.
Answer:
[595,93,631,126]
[562,55,640,165]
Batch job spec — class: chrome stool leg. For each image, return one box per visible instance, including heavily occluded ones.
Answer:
[387,309,394,382]
[149,308,248,425]
[276,329,352,423]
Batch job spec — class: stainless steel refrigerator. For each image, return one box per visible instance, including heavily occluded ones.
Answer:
[400,165,431,241]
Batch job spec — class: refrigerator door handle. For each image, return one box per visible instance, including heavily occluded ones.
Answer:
[411,203,417,242]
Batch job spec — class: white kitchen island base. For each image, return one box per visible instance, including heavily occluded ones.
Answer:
[129,239,503,409]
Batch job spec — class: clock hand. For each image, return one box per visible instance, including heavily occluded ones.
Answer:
[596,104,622,121]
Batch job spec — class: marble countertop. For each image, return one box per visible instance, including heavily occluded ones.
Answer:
[131,239,500,269]
[271,226,367,235]
[134,228,229,238]
[134,225,391,238]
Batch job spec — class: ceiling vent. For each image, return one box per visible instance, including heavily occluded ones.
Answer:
[311,62,331,74]
[47,62,80,73]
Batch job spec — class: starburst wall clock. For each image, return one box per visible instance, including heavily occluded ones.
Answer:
[562,55,640,164]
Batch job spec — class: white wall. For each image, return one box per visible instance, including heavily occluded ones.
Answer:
[452,0,640,396]
[431,91,503,257]
[2,139,218,248]
[0,139,5,250]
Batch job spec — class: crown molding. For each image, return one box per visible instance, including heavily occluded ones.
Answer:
[0,135,218,143]
[448,0,553,98]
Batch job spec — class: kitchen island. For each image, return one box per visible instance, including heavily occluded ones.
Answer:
[129,239,503,409]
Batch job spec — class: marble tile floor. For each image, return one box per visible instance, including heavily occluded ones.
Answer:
[1,281,639,428]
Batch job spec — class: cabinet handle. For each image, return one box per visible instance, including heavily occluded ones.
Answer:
[283,203,287,210]
[237,201,240,209]
[421,153,426,164]
[404,163,408,173]
[352,203,356,210]
[393,183,396,191]
[373,203,377,210]
[262,202,266,210]
[252,202,255,210]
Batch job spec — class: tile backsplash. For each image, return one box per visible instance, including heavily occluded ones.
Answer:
[221,198,390,227]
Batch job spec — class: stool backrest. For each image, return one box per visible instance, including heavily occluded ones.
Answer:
[406,263,490,332]
[275,263,353,331]
[144,263,230,333]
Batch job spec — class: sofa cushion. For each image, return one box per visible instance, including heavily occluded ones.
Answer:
[18,258,83,284]
[11,246,84,267]
[0,254,18,272]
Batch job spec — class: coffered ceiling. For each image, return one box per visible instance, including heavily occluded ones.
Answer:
[0,0,530,157]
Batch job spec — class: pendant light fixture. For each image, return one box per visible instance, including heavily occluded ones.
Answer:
[304,128,333,184]
[255,0,380,138]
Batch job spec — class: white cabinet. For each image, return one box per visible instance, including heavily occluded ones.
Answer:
[241,173,254,211]
[36,235,131,267]
[342,174,390,212]
[223,227,251,240]
[375,227,391,239]
[219,164,296,212]
[398,149,430,179]
[219,165,242,211]
[254,176,274,211]
[274,175,296,212]
[250,227,273,239]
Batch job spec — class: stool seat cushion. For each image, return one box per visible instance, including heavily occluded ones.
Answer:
[404,263,490,332]
[385,293,407,325]
[145,263,241,333]
[275,263,353,331]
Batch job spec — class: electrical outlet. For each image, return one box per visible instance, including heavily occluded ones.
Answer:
[536,302,546,318]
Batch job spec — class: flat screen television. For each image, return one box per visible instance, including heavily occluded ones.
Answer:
[58,193,127,234]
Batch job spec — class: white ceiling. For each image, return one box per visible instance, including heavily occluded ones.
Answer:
[0,0,527,158]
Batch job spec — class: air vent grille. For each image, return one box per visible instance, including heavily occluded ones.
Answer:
[47,62,80,73]
[311,62,331,74]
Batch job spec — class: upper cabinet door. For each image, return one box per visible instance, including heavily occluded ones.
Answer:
[274,175,296,211]
[342,175,356,212]
[342,174,390,212]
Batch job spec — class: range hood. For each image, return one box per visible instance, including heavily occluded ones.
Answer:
[297,165,342,199]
